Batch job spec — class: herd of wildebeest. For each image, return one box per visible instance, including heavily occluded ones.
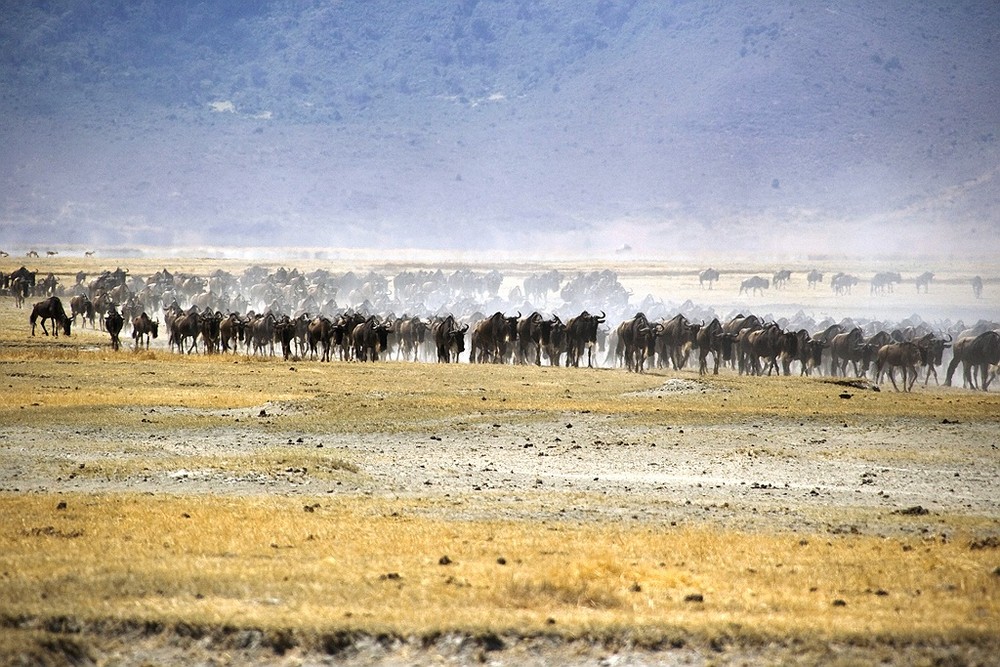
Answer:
[2,263,998,392]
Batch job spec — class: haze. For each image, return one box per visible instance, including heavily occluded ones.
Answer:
[2,1,998,260]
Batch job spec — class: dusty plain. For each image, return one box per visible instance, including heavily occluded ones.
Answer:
[1,253,999,666]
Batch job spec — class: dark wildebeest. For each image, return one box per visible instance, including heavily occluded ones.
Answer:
[696,318,733,375]
[199,311,223,354]
[914,271,934,293]
[945,331,1000,391]
[307,316,341,362]
[543,316,566,366]
[743,322,786,376]
[791,329,826,376]
[829,328,871,377]
[169,308,202,354]
[564,310,606,367]
[105,304,124,351]
[70,294,96,329]
[806,269,823,289]
[699,268,720,289]
[516,312,548,365]
[615,312,659,373]
[432,314,468,363]
[739,276,769,296]
[30,296,72,337]
[470,312,519,364]
[132,312,160,350]
[772,269,792,290]
[724,314,762,373]
[913,333,952,386]
[353,316,394,362]
[874,342,922,392]
[656,314,700,370]
[218,312,245,354]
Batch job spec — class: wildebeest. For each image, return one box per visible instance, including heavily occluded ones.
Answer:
[830,273,859,295]
[742,322,787,376]
[218,312,245,354]
[306,316,340,361]
[699,268,720,289]
[829,328,872,377]
[874,342,922,391]
[913,333,952,385]
[739,276,769,296]
[945,331,1000,391]
[470,312,519,363]
[656,314,700,370]
[69,294,96,328]
[432,314,468,363]
[563,310,605,367]
[132,312,160,349]
[396,316,430,362]
[614,312,659,373]
[30,296,72,337]
[353,316,394,362]
[914,271,934,293]
[105,304,124,351]
[523,270,561,303]
[772,270,791,290]
[806,269,823,288]
[515,312,552,366]
[870,271,901,296]
[971,276,983,299]
[696,318,733,375]
[169,309,202,354]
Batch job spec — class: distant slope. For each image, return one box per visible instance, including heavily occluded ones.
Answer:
[2,1,998,256]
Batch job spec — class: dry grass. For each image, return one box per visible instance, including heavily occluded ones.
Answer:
[1,493,998,645]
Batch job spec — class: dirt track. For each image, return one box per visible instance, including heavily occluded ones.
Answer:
[4,385,997,536]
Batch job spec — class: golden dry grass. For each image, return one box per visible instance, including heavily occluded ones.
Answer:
[2,493,998,644]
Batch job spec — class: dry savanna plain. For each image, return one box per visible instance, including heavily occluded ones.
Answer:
[1,253,999,666]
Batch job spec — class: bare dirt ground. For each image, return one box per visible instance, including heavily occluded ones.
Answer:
[3,391,999,666]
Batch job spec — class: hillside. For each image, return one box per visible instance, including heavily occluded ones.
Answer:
[2,1,998,257]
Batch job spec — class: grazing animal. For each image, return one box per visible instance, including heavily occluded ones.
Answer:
[830,273,859,295]
[772,269,791,289]
[563,310,606,367]
[829,328,872,377]
[739,276,769,296]
[870,271,901,295]
[432,314,468,363]
[656,314,701,370]
[131,312,160,349]
[699,268,720,289]
[874,342,922,391]
[615,313,659,373]
[914,271,934,293]
[806,269,823,288]
[971,276,983,299]
[70,294,96,328]
[696,318,733,375]
[105,304,124,351]
[29,296,72,337]
[945,331,1000,391]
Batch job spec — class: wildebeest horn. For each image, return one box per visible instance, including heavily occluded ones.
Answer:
[597,310,606,322]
